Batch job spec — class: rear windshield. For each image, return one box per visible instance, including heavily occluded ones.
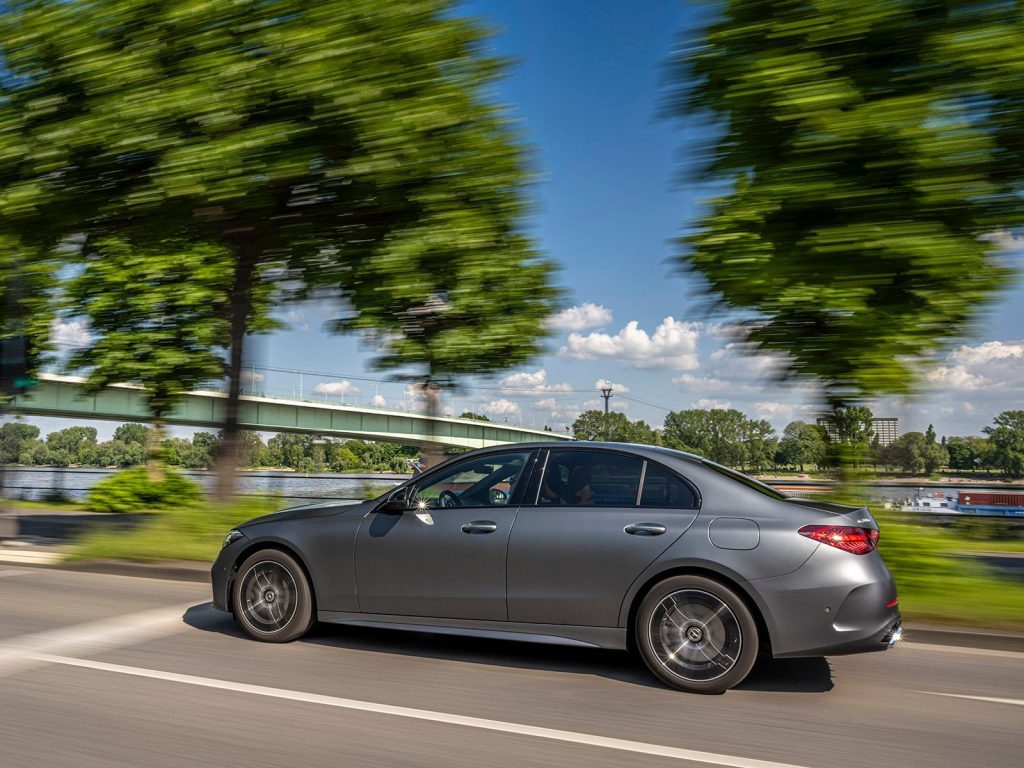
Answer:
[701,460,787,500]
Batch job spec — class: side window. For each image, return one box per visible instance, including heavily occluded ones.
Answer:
[640,463,698,509]
[539,450,642,507]
[412,451,531,509]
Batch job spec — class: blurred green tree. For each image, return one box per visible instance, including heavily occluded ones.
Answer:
[0,0,554,489]
[65,238,235,472]
[670,0,1022,432]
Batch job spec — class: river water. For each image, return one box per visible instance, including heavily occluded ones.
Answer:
[0,467,406,506]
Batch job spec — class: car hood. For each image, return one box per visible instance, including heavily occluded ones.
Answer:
[240,499,370,528]
[781,497,877,528]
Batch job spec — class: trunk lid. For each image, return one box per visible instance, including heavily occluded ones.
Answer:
[781,497,878,529]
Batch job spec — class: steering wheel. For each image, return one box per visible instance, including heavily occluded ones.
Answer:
[437,490,462,508]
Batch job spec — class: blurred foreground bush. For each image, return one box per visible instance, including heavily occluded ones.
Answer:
[85,468,203,513]
[74,496,281,562]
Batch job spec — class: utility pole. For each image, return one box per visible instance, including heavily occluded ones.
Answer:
[599,386,613,441]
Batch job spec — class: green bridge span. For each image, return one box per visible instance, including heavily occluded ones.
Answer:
[8,374,569,449]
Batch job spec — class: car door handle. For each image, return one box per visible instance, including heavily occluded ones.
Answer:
[624,523,667,536]
[462,521,498,534]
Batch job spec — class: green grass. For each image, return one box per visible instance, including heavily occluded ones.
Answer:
[3,498,88,511]
[950,538,1024,554]
[71,497,282,563]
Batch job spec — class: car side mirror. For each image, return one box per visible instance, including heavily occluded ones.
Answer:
[380,487,411,513]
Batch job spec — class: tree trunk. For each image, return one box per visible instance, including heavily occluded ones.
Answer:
[419,378,447,470]
[145,419,165,483]
[216,237,258,499]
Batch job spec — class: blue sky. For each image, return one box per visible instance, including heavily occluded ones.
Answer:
[38,0,1024,440]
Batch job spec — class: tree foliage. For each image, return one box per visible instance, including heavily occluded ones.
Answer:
[671,0,1022,409]
[984,410,1024,478]
[663,408,777,471]
[66,239,237,424]
[776,420,828,471]
[571,410,657,444]
[0,0,555,491]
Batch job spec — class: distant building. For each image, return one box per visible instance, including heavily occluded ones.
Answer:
[817,416,900,446]
[872,417,899,446]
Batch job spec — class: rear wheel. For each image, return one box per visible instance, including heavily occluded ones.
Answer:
[232,549,315,643]
[636,575,758,693]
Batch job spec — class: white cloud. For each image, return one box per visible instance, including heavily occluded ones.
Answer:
[707,322,747,341]
[925,365,986,391]
[673,373,729,390]
[314,380,360,396]
[370,394,387,407]
[485,398,521,417]
[241,370,265,383]
[285,309,310,333]
[560,317,701,370]
[582,398,629,412]
[500,369,572,394]
[986,230,1024,253]
[751,401,816,423]
[50,319,91,348]
[548,302,613,332]
[694,398,732,410]
[594,378,630,394]
[948,340,1024,366]
[709,342,784,380]
[534,398,558,410]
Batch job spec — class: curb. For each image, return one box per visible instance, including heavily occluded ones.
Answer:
[56,558,210,583]
[903,624,1024,653]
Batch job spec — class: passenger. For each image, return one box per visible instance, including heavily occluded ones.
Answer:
[567,465,592,505]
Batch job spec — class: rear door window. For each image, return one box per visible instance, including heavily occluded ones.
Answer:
[640,463,698,509]
[539,450,643,507]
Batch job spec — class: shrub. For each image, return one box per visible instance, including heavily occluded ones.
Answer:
[85,467,203,513]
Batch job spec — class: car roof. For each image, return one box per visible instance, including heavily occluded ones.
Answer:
[472,441,705,464]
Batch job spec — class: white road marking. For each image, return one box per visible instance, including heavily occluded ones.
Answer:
[919,691,1024,707]
[0,568,31,578]
[0,603,192,678]
[33,654,815,768]
[901,642,1024,661]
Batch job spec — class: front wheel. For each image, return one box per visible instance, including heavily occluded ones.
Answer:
[636,575,759,693]
[232,549,315,643]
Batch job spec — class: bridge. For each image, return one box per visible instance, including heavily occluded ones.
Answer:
[7,374,570,449]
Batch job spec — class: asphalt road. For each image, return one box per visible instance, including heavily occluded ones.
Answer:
[0,568,1021,768]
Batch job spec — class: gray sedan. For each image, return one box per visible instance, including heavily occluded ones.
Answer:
[211,442,901,693]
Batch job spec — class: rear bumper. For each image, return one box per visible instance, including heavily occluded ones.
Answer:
[749,546,902,658]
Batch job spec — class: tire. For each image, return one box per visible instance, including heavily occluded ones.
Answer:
[635,575,759,694]
[232,549,315,643]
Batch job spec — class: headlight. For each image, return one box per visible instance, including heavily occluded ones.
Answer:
[222,529,245,549]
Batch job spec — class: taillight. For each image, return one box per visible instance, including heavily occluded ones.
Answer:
[798,525,879,555]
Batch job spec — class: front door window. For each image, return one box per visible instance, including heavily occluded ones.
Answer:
[412,451,532,509]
